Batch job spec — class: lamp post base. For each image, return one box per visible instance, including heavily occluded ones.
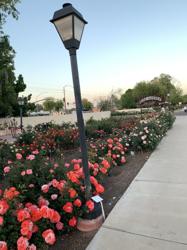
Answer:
[77,215,104,232]
[77,201,104,232]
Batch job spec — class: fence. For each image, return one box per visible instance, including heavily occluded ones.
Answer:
[0,111,111,136]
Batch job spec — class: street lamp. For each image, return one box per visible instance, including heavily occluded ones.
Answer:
[51,3,91,199]
[18,96,24,131]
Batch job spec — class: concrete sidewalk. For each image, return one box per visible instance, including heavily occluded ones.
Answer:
[87,116,187,250]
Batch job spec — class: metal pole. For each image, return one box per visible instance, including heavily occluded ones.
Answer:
[20,107,23,131]
[69,48,91,199]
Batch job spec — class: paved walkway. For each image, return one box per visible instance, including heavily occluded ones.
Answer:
[87,116,187,250]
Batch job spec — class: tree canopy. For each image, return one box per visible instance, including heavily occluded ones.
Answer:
[0,35,27,117]
[43,98,64,113]
[82,98,93,111]
[120,74,183,108]
[0,0,20,31]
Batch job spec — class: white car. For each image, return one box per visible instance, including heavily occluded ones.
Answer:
[183,106,187,112]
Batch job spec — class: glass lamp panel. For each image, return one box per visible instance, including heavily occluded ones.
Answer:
[74,16,85,41]
[54,15,73,41]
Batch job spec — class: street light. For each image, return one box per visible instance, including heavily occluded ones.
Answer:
[51,3,91,199]
[18,96,24,131]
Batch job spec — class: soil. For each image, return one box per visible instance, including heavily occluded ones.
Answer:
[50,151,151,250]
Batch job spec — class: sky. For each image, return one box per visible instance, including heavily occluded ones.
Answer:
[4,0,187,103]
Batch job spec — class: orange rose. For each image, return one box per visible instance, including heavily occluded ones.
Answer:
[68,216,77,227]
[0,200,9,215]
[73,199,82,207]
[86,200,94,211]
[17,209,31,222]
[68,188,77,199]
[42,229,56,245]
[62,202,73,213]
[0,241,7,250]
[17,236,29,250]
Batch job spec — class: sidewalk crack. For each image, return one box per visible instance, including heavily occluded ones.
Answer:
[102,225,187,246]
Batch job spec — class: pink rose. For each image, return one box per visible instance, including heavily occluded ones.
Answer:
[41,185,49,193]
[56,221,64,230]
[8,160,12,164]
[16,153,22,160]
[3,166,10,173]
[65,163,70,168]
[54,163,58,168]
[32,149,39,155]
[51,194,58,200]
[21,171,26,176]
[26,169,33,175]
[28,244,37,250]
[27,155,35,161]
[121,156,126,163]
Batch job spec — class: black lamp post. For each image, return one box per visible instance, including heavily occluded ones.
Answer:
[50,3,91,199]
[18,96,24,131]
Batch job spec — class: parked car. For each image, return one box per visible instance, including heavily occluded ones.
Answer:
[29,111,50,116]
[183,106,187,112]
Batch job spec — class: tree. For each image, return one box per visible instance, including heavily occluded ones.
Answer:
[43,97,56,113]
[55,100,64,112]
[82,98,93,111]
[97,99,112,111]
[130,74,182,106]
[0,0,20,31]
[120,89,136,109]
[133,81,149,101]
[182,95,187,104]
[169,87,183,106]
[14,74,26,94]
[0,35,26,117]
[150,74,175,100]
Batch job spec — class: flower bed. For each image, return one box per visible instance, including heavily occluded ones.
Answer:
[0,112,175,249]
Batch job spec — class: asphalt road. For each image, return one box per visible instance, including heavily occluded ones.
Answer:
[175,109,187,116]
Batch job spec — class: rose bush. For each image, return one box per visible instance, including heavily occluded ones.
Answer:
[0,111,175,249]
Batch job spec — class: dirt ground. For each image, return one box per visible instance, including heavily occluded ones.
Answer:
[50,151,151,250]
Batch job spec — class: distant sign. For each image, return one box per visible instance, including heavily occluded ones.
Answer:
[139,96,162,105]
